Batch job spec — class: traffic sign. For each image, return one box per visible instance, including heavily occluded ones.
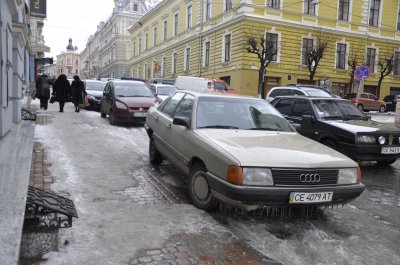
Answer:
[355,65,370,80]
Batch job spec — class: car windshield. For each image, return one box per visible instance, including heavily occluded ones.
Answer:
[196,97,294,131]
[303,88,332,97]
[85,82,106,91]
[313,99,367,120]
[157,86,177,95]
[115,83,154,97]
[214,82,229,91]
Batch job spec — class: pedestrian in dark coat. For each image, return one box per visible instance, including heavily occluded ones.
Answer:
[35,74,52,110]
[70,75,87,112]
[53,74,70,112]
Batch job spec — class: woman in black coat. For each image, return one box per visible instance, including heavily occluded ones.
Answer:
[70,75,87,112]
[35,74,52,110]
[53,74,70,112]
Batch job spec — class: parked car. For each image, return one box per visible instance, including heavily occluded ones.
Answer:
[144,91,364,211]
[148,84,177,104]
[344,93,386,112]
[266,84,333,102]
[175,76,237,94]
[271,96,400,165]
[83,80,107,110]
[150,78,176,85]
[100,80,155,125]
[383,94,400,112]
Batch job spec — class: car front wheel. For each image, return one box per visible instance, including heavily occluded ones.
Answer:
[149,136,163,165]
[379,105,386,113]
[323,139,339,151]
[357,104,364,111]
[376,159,397,166]
[188,163,217,211]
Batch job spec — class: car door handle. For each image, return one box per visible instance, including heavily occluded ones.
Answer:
[166,123,172,128]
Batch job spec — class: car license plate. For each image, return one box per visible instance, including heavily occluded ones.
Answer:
[289,192,333,204]
[381,146,400,154]
[133,112,147,117]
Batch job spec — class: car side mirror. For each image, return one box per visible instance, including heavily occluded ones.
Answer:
[302,114,315,124]
[173,116,191,128]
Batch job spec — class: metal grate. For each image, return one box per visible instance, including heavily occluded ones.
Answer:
[272,169,338,186]
[382,135,400,146]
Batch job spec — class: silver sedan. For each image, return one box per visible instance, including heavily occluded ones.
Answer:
[144,91,365,211]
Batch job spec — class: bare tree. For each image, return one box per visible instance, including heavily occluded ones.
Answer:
[304,31,333,82]
[247,33,279,98]
[377,54,394,97]
[347,50,364,93]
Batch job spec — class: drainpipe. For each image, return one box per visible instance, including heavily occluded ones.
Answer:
[198,0,203,77]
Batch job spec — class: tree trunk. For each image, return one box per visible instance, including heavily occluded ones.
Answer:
[377,78,383,98]
[258,69,264,99]
[349,75,354,93]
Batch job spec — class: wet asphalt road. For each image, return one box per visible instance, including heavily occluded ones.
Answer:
[34,105,400,265]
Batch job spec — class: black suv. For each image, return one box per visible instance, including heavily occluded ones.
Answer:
[271,96,400,165]
[383,94,400,112]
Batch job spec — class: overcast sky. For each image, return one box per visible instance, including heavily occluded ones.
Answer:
[43,0,115,59]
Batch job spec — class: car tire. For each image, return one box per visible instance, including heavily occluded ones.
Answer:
[379,105,386,113]
[376,159,397,166]
[100,108,106,118]
[188,163,217,212]
[323,139,339,151]
[357,104,364,111]
[149,136,163,165]
[109,110,116,125]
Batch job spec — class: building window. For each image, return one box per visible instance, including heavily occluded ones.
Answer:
[162,57,166,77]
[187,5,192,29]
[139,38,142,54]
[144,63,147,79]
[265,33,278,62]
[398,4,400,30]
[153,27,157,47]
[137,66,141,78]
[302,38,313,65]
[76,59,79,65]
[267,0,280,9]
[205,41,210,67]
[145,33,148,50]
[336,43,346,69]
[133,3,138,11]
[174,14,179,36]
[206,0,212,20]
[225,0,232,11]
[224,34,231,62]
[185,48,190,71]
[394,52,400,75]
[369,0,380,27]
[133,41,136,55]
[304,0,316,15]
[338,0,350,21]
[366,48,376,72]
[163,21,167,41]
[172,53,177,74]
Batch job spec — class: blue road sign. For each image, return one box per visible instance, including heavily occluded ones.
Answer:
[355,65,371,80]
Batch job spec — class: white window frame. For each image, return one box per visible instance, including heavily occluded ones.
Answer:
[337,0,351,22]
[162,56,166,77]
[205,0,212,21]
[187,5,192,29]
[174,13,179,36]
[163,20,168,41]
[144,63,147,79]
[153,27,157,47]
[366,46,377,73]
[172,52,177,74]
[184,47,191,71]
[203,39,211,67]
[222,32,232,63]
[265,30,281,63]
[369,0,381,27]
[303,0,318,16]
[266,0,281,9]
[335,41,348,70]
[301,37,314,66]
[224,0,233,11]
[145,32,148,50]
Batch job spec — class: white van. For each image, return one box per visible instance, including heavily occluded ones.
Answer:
[174,76,211,92]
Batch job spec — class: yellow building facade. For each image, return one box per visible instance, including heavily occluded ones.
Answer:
[129,0,400,99]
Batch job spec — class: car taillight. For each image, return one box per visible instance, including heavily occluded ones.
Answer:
[357,166,362,183]
[227,166,243,185]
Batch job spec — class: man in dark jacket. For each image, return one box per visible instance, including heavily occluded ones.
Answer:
[35,74,52,110]
[53,74,70,112]
[70,75,87,112]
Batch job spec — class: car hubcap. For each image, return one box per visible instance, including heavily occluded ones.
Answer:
[193,172,209,201]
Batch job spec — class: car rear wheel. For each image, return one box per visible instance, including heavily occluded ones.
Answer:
[109,110,116,125]
[357,104,364,111]
[149,136,163,165]
[379,105,386,113]
[188,163,217,211]
[376,159,397,166]
[323,139,338,151]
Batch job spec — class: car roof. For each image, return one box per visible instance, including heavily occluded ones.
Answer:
[109,80,147,85]
[149,84,176,87]
[176,90,259,100]
[84,79,106,83]
[273,95,348,101]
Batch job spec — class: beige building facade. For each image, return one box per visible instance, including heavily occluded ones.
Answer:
[128,0,400,99]
[56,38,80,78]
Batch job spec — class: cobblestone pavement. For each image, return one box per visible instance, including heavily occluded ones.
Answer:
[29,142,52,191]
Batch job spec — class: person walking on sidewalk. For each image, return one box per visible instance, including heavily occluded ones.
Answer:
[35,74,52,110]
[70,75,87,112]
[53,74,70,112]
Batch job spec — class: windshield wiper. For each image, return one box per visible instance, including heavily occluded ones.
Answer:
[248,128,284,131]
[198,125,239,129]
[342,115,368,121]
[323,115,347,120]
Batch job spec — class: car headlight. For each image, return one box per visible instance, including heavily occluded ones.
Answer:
[356,135,376,144]
[115,101,128,110]
[338,167,359,184]
[243,168,274,186]
[87,94,95,99]
[378,136,386,145]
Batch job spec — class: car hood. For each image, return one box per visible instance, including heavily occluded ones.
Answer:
[196,130,356,168]
[321,119,400,133]
[87,90,103,97]
[116,97,155,107]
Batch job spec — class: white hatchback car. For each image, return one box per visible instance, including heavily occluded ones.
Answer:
[266,85,333,102]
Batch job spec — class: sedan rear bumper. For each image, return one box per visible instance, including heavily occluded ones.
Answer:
[206,172,365,209]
